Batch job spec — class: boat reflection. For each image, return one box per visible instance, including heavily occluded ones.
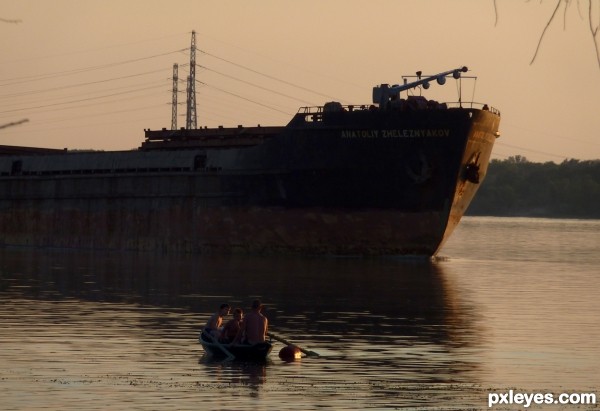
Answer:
[199,355,270,389]
[0,247,485,385]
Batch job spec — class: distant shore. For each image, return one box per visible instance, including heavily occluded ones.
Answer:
[467,156,600,219]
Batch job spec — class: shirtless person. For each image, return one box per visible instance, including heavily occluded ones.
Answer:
[219,308,243,343]
[237,300,268,344]
[204,303,230,339]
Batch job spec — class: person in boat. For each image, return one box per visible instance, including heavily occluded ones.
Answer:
[236,299,268,345]
[219,307,243,343]
[204,303,231,339]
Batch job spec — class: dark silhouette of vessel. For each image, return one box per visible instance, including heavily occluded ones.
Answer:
[0,67,500,256]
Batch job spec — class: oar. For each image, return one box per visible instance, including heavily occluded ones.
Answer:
[203,330,235,361]
[267,332,320,357]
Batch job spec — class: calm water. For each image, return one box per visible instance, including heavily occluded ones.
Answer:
[1,217,598,410]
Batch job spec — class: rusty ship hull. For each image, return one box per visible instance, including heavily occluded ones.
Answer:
[0,102,500,256]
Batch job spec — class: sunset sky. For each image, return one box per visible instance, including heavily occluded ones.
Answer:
[1,0,599,163]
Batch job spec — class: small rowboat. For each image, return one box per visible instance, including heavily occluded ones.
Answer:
[199,331,273,361]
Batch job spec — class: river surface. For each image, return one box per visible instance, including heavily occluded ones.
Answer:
[1,217,599,410]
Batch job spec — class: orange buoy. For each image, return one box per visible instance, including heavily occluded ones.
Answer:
[278,345,302,361]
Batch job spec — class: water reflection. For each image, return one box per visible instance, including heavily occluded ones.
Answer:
[200,356,269,390]
[2,248,483,363]
[0,247,486,408]
[3,216,599,410]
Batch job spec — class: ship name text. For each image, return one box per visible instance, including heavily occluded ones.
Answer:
[341,129,451,139]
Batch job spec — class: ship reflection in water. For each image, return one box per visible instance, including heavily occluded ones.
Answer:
[0,248,487,409]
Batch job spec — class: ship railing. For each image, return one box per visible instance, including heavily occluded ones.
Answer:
[298,104,374,115]
[297,101,500,122]
[445,101,501,116]
[297,104,372,123]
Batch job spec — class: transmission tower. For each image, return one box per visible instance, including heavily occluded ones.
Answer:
[185,30,197,129]
[171,63,178,130]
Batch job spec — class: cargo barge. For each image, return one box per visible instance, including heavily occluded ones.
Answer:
[0,67,500,256]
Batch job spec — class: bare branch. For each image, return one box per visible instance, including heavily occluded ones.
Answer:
[0,119,29,130]
[528,0,600,68]
[530,0,564,64]
[0,18,22,24]
[588,0,600,67]
[494,0,499,26]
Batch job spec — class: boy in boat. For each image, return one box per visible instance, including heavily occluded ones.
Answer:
[219,308,243,343]
[236,299,268,345]
[203,303,231,339]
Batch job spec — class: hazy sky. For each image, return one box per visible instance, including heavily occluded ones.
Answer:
[1,0,599,162]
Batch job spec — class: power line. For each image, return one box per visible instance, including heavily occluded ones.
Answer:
[2,32,189,65]
[495,141,568,160]
[1,32,360,136]
[1,41,345,127]
[0,84,166,116]
[199,48,341,102]
[198,64,315,106]
[197,89,293,122]
[504,122,600,148]
[0,68,168,99]
[0,80,167,110]
[0,49,186,87]
[5,104,165,132]
[193,30,364,92]
[198,81,291,115]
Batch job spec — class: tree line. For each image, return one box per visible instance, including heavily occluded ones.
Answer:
[467,156,600,219]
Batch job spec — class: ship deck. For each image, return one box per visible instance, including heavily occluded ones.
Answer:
[141,125,284,150]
